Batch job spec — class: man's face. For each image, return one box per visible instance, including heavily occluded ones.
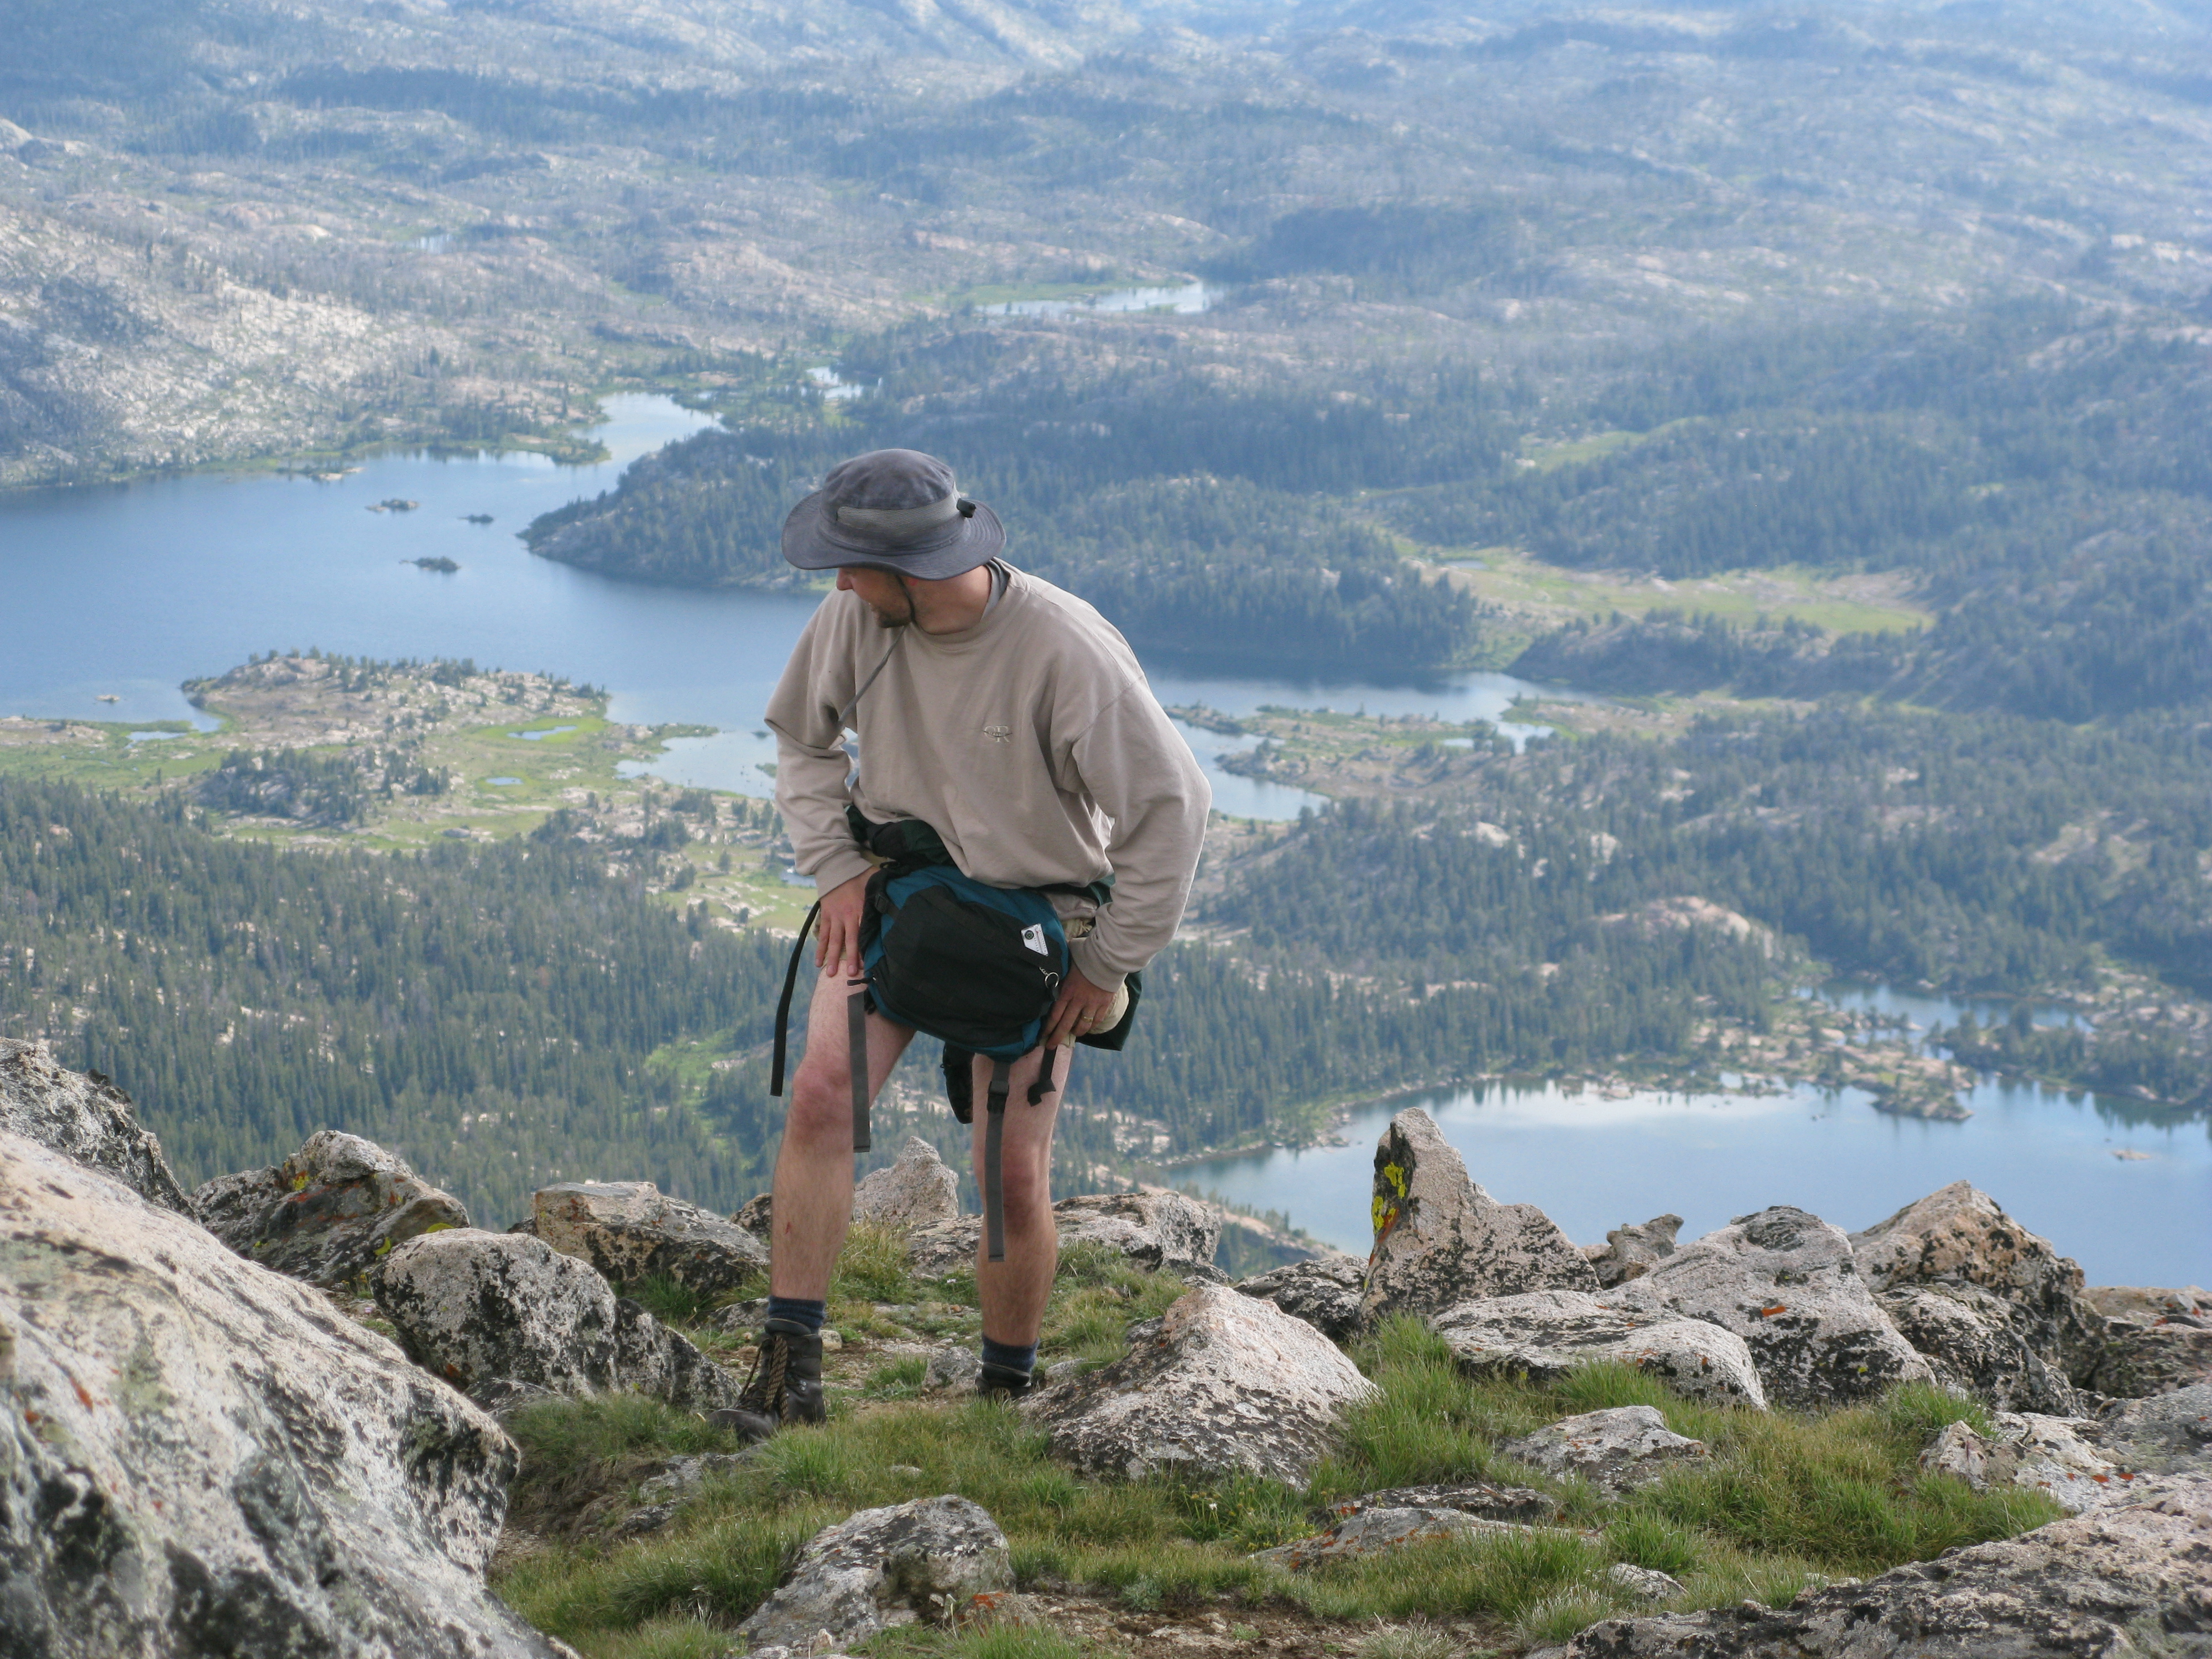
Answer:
[837,566,914,629]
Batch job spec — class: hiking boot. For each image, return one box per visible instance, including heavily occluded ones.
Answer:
[708,1320,825,1442]
[977,1362,1035,1404]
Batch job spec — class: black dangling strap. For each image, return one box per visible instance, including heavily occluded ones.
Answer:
[984,1058,1012,1262]
[769,900,821,1097]
[1027,1042,1059,1106]
[847,984,872,1152]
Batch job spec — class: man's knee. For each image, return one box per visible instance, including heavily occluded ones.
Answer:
[989,1142,1055,1227]
[785,1066,857,1149]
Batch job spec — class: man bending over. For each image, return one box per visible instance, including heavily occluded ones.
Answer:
[721,447,1209,1439]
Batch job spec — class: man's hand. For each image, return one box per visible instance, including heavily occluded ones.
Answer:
[1044,967,1119,1050]
[813,873,870,979]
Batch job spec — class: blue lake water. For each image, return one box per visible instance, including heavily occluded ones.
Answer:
[4,398,2204,1283]
[1176,1022,2210,1287]
[0,396,1573,820]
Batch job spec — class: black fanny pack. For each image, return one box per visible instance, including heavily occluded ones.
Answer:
[769,809,1139,1260]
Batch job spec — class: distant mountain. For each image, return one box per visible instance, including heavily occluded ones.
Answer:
[2,0,2208,483]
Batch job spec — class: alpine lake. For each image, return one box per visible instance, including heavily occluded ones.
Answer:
[2,397,2203,1285]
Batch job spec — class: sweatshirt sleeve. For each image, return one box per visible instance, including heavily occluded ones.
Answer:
[1065,684,1212,989]
[764,599,876,898]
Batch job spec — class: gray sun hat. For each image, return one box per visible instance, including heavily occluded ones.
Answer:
[782,448,1004,578]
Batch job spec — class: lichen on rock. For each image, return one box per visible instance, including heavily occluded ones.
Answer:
[1604,1206,1929,1408]
[1431,1289,1768,1408]
[1237,1252,1369,1341]
[737,1495,1013,1651]
[1363,1108,1597,1323]
[853,1134,962,1232]
[371,1226,744,1412]
[0,1036,189,1211]
[1850,1182,2105,1387]
[192,1128,470,1291]
[1024,1282,1378,1489]
[0,1129,561,1657]
[532,1177,766,1296]
[1502,1405,1709,1496]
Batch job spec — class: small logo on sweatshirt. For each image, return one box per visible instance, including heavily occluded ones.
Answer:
[983,724,1013,744]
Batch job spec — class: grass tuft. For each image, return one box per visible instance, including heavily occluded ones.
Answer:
[1354,1616,1464,1659]
[1296,1526,1610,1623]
[833,1220,922,1305]
[627,1272,715,1329]
[1604,1514,1700,1577]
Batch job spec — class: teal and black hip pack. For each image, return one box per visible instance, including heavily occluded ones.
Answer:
[770,808,1138,1261]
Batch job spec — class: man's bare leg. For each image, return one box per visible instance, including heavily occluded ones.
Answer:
[770,967,915,1299]
[969,1043,1070,1349]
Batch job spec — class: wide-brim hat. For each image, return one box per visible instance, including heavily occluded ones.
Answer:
[782,447,1004,579]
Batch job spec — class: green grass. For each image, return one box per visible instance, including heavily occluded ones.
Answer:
[1418,544,1930,636]
[495,1303,2062,1659]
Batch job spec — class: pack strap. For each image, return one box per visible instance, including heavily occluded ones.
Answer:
[847,983,872,1153]
[979,1047,1062,1264]
[984,1058,1011,1263]
[769,900,821,1097]
[768,902,875,1152]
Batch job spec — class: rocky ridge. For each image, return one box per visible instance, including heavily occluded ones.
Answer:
[2,1043,2206,1658]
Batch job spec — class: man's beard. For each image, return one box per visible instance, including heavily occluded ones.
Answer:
[866,582,916,629]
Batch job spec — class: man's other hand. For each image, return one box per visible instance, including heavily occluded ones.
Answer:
[1044,968,1118,1050]
[815,873,870,979]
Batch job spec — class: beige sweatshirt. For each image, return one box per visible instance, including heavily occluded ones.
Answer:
[765,564,1211,991]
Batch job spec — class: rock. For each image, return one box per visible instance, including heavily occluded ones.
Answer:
[1501,1406,1708,1496]
[735,1192,774,1238]
[1316,1481,1560,1526]
[582,1449,760,1537]
[1849,1182,2104,1384]
[2087,1309,2212,1399]
[1364,1108,1596,1323]
[1430,1290,1768,1408]
[1547,1474,2212,1659]
[735,1495,1013,1650]
[1585,1215,1684,1289]
[2085,1284,2212,1323]
[925,1345,983,1393]
[1255,1505,1541,1568]
[959,1589,1055,1629]
[469,1376,559,1420]
[371,1227,745,1412]
[533,1178,767,1297]
[192,1129,471,1291]
[2088,1383,2212,1475]
[1604,1207,1930,1408]
[853,1135,961,1231]
[1918,1412,2142,1512]
[1606,1563,1686,1603]
[0,1130,563,1658]
[909,1188,1224,1280]
[636,1451,758,1505]
[1874,1282,2083,1413]
[613,1501,682,1538]
[1236,1252,1369,1340]
[1024,1282,1379,1489]
[0,1036,189,1210]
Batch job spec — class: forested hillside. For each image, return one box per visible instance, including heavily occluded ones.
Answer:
[2,766,1807,1216]
[526,297,2212,701]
